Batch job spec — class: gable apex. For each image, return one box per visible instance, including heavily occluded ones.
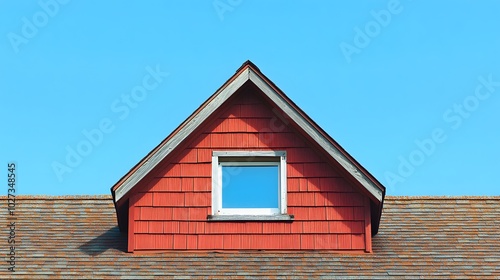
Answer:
[111,60,386,232]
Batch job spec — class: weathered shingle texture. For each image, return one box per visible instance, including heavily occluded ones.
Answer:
[2,196,499,279]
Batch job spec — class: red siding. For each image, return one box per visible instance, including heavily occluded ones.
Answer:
[129,87,371,252]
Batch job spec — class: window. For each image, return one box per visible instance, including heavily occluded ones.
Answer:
[210,151,291,220]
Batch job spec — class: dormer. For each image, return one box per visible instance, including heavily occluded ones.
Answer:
[111,61,385,252]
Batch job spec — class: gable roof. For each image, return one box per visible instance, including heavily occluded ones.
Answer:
[110,60,386,232]
[5,195,500,278]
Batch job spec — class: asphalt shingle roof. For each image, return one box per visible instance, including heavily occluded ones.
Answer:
[2,195,499,279]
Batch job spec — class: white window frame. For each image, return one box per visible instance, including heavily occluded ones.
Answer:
[211,151,287,216]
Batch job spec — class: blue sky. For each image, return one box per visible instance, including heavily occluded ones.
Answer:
[1,1,499,196]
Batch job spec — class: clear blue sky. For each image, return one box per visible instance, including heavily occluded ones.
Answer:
[1,1,499,196]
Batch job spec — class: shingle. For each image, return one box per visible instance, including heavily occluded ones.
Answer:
[1,195,499,279]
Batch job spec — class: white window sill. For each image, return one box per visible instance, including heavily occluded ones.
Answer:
[207,214,294,221]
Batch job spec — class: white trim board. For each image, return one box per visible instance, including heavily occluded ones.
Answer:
[211,150,288,216]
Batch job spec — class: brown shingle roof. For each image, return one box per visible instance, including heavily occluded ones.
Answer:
[2,196,499,279]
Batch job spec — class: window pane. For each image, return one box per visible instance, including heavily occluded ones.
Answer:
[222,165,278,208]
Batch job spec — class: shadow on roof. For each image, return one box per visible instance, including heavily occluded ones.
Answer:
[78,226,127,256]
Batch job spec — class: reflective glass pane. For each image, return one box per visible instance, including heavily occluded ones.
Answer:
[222,165,278,208]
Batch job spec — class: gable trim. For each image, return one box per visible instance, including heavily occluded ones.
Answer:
[113,62,384,205]
[114,69,249,201]
[248,70,383,202]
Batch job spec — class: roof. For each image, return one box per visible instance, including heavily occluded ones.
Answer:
[5,195,499,279]
[110,60,386,233]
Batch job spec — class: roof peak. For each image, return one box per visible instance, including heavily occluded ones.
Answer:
[237,60,261,73]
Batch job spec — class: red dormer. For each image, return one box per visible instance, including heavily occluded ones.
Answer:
[111,61,385,253]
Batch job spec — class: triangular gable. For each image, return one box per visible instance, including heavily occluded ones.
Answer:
[111,60,386,232]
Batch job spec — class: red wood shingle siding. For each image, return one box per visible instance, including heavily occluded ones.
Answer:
[129,88,370,251]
